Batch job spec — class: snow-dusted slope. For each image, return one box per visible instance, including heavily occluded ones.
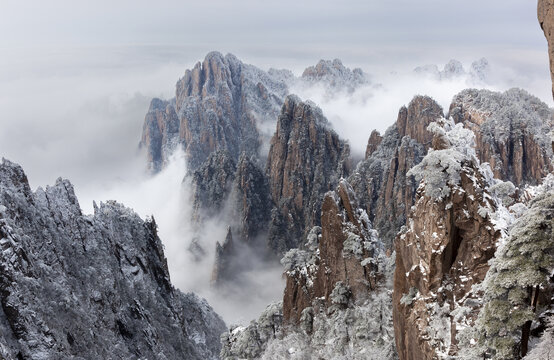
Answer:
[0,158,225,359]
[140,51,290,172]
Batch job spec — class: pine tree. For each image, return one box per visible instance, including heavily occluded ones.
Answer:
[477,192,554,359]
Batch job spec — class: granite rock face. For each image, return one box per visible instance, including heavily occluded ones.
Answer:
[190,151,237,226]
[392,170,498,360]
[140,98,180,173]
[365,130,383,158]
[282,180,382,323]
[266,95,351,253]
[140,51,289,172]
[449,88,553,186]
[225,180,396,359]
[392,123,499,360]
[211,227,237,287]
[539,0,554,99]
[301,59,369,93]
[350,96,443,246]
[230,154,272,244]
[0,159,225,360]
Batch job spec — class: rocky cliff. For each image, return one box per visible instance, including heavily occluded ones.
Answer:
[0,159,225,359]
[266,95,351,253]
[301,59,369,93]
[349,95,443,246]
[539,0,554,99]
[141,98,180,173]
[449,88,553,186]
[190,150,237,226]
[282,179,383,323]
[351,89,553,248]
[221,180,396,359]
[140,52,289,172]
[230,154,272,244]
[414,58,490,84]
[392,119,501,360]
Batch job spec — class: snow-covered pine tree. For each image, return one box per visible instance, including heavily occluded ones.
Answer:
[477,191,554,359]
[524,315,554,359]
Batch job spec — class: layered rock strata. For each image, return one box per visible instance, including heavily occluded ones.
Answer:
[266,95,351,253]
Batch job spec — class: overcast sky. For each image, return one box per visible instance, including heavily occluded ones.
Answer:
[0,0,548,68]
[0,0,550,189]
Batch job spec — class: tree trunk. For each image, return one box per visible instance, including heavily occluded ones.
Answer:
[521,285,540,358]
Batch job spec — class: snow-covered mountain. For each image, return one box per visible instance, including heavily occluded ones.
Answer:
[0,159,225,359]
[2,7,554,358]
[414,58,491,84]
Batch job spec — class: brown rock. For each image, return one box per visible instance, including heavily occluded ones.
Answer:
[283,180,380,323]
[539,0,554,100]
[141,52,288,172]
[365,130,383,158]
[397,96,443,148]
[211,227,237,287]
[392,161,499,360]
[449,88,553,186]
[350,96,443,247]
[266,95,350,253]
[140,98,179,173]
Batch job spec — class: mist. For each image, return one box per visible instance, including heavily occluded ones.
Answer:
[76,150,284,325]
[291,59,554,157]
[1,33,553,327]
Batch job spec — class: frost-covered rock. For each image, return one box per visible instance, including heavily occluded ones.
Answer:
[300,58,370,94]
[414,58,490,84]
[539,0,554,99]
[393,119,500,360]
[220,301,283,359]
[282,179,384,323]
[140,98,180,173]
[349,95,442,246]
[441,59,466,79]
[469,58,490,83]
[449,88,554,185]
[190,150,237,226]
[407,118,478,201]
[266,95,350,253]
[140,52,289,172]
[414,59,466,80]
[0,158,225,359]
[269,179,397,359]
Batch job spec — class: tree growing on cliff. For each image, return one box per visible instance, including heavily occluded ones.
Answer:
[524,315,554,359]
[477,192,554,359]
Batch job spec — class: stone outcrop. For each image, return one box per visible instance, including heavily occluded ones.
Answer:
[413,58,490,84]
[449,88,553,186]
[211,227,237,287]
[140,98,180,173]
[140,51,289,172]
[365,129,383,158]
[539,0,554,99]
[350,95,443,246]
[282,180,382,324]
[0,159,225,359]
[266,95,351,253]
[190,150,236,225]
[392,138,499,360]
[301,59,369,93]
[230,154,272,244]
[396,95,442,147]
